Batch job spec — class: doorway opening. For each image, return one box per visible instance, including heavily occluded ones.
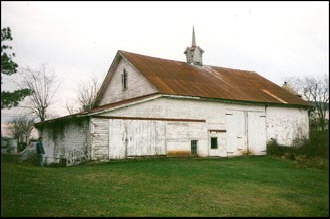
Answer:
[191,140,198,156]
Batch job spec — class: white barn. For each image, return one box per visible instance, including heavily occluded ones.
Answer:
[37,30,310,166]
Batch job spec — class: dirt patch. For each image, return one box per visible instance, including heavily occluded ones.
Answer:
[167,151,191,157]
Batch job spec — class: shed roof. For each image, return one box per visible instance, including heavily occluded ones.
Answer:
[119,50,309,106]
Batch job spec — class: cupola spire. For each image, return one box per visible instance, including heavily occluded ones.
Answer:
[192,26,196,47]
[184,26,204,66]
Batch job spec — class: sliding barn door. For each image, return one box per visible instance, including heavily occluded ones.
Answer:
[226,111,247,156]
[108,119,166,159]
[247,112,266,155]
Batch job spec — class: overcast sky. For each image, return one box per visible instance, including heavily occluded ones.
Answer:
[1,1,329,121]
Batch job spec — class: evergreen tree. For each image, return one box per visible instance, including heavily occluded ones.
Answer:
[1,27,31,109]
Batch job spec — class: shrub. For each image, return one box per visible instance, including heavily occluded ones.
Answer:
[296,157,328,170]
[17,142,27,153]
[294,131,328,159]
[266,138,284,156]
[268,131,328,169]
[266,138,295,158]
[284,152,295,160]
[267,131,328,159]
[47,162,66,168]
[295,155,308,163]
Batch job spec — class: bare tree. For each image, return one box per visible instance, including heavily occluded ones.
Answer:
[63,76,100,115]
[65,100,79,115]
[18,64,60,122]
[8,115,35,151]
[77,76,100,111]
[284,74,329,131]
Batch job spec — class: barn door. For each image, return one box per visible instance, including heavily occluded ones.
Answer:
[226,110,266,156]
[191,140,198,156]
[126,120,166,156]
[109,119,166,159]
[247,112,266,155]
[108,119,126,159]
[226,111,247,156]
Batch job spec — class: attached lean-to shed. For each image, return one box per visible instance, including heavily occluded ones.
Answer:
[36,28,310,166]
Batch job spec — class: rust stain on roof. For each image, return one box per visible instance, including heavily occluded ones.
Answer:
[119,50,310,106]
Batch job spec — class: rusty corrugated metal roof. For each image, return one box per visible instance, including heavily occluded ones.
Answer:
[120,50,309,106]
[282,82,301,97]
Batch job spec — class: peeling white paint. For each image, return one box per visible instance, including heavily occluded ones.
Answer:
[108,119,166,159]
[42,120,90,166]
[266,106,309,146]
[98,58,158,105]
[42,96,309,165]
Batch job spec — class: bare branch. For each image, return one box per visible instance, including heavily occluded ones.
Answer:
[76,76,101,112]
[65,101,79,115]
[7,115,35,145]
[17,64,60,122]
[283,74,329,131]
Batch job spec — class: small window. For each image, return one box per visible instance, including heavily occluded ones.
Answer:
[191,140,198,155]
[211,137,218,149]
[122,69,128,90]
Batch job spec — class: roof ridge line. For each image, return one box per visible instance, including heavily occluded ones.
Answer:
[120,50,188,64]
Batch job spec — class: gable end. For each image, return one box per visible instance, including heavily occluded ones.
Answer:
[94,51,159,106]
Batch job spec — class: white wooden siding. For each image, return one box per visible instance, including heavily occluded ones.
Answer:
[42,96,309,165]
[91,118,109,160]
[166,121,207,156]
[226,111,247,156]
[42,120,90,165]
[247,112,266,155]
[108,119,166,159]
[209,131,227,157]
[98,58,158,106]
[97,97,308,158]
[266,106,309,146]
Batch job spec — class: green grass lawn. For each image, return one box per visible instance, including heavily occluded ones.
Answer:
[1,155,329,217]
